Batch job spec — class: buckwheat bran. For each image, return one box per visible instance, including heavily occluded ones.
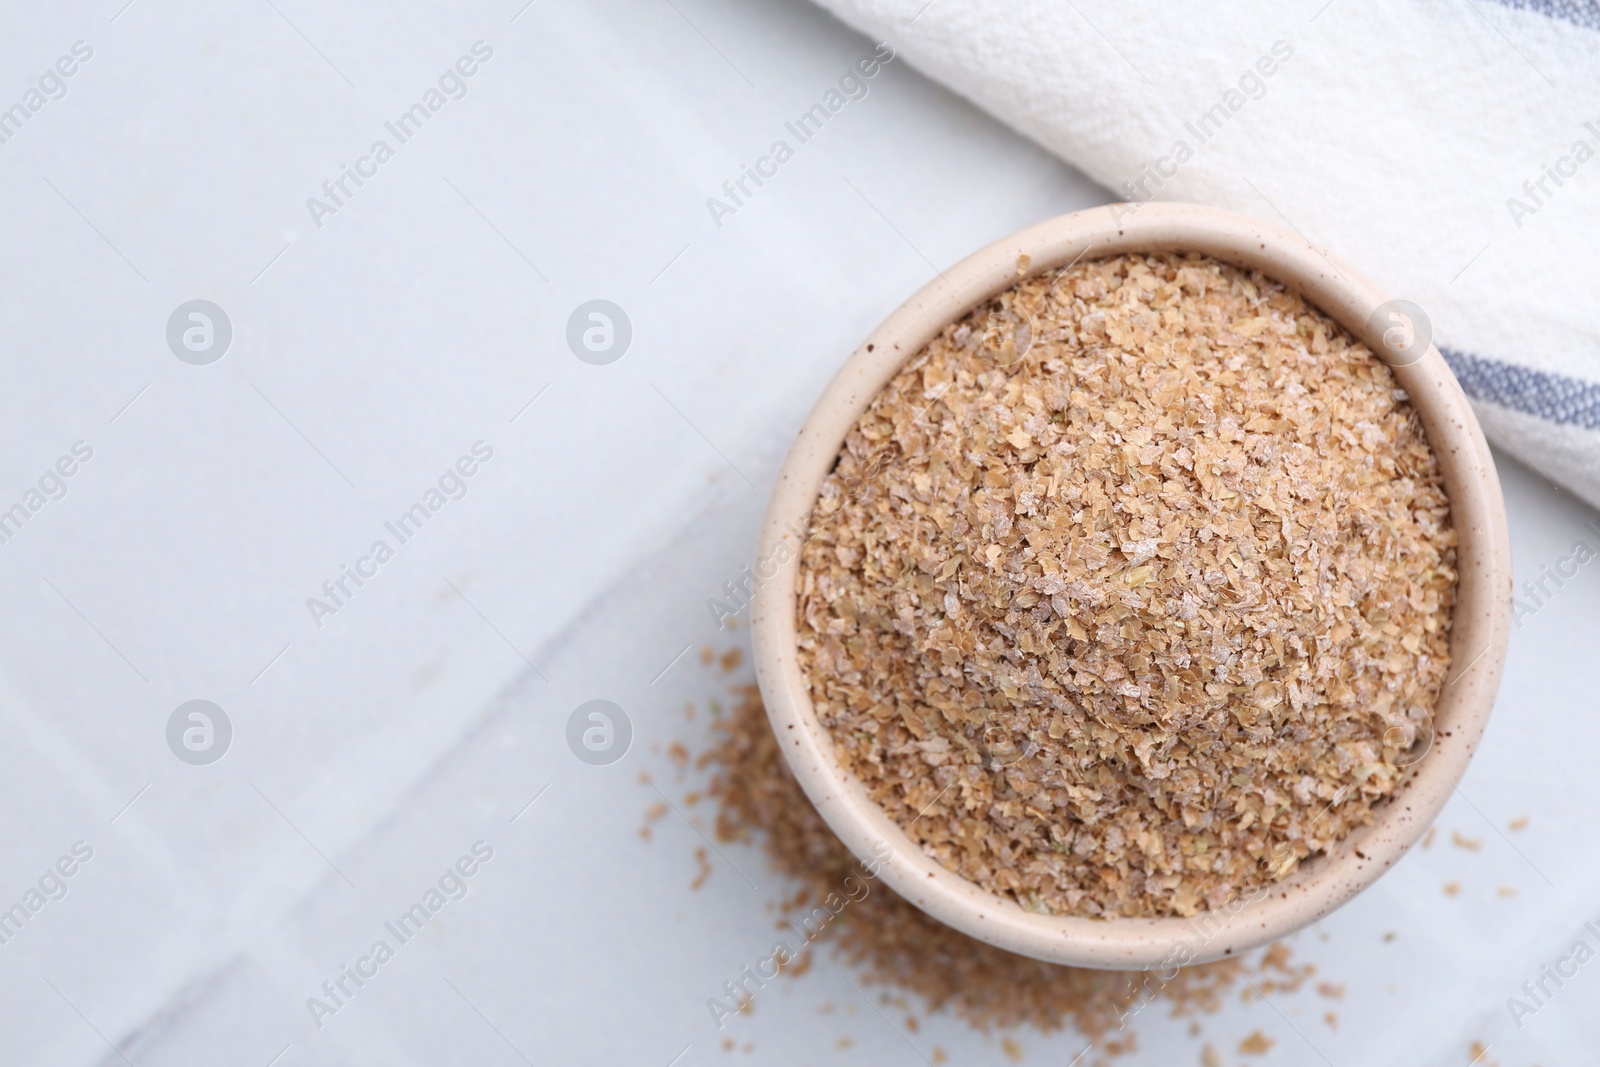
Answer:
[795,252,1455,918]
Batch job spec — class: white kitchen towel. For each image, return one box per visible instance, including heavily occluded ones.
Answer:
[810,0,1600,508]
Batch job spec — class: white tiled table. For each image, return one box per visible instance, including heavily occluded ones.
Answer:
[0,1,1594,1064]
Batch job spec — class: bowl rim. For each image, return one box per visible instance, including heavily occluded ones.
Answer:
[749,201,1512,969]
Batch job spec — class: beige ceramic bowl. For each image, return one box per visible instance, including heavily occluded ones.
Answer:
[750,202,1512,970]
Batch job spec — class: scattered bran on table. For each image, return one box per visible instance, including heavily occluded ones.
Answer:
[703,683,1314,1040]
[795,252,1456,918]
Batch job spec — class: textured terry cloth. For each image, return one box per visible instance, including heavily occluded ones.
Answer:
[809,0,1600,507]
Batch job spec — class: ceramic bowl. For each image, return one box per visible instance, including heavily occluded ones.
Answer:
[750,202,1512,969]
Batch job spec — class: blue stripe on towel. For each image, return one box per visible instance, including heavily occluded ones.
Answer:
[1441,347,1600,430]
[1490,0,1600,30]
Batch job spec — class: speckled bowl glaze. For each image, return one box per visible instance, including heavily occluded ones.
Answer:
[749,202,1512,970]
